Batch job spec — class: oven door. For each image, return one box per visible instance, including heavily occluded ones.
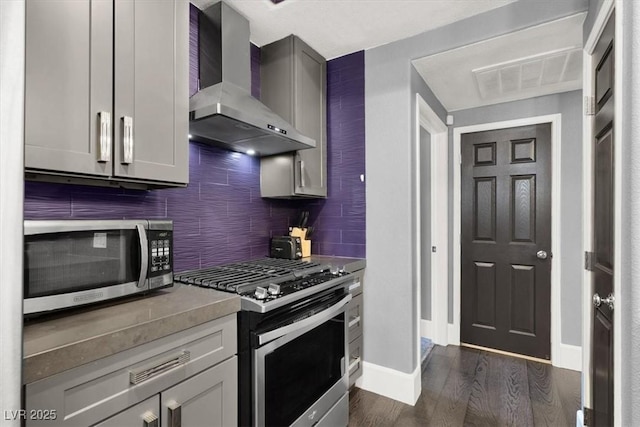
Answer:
[23,220,149,314]
[254,293,351,427]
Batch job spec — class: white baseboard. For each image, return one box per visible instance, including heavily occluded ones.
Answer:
[576,409,584,427]
[420,319,432,338]
[355,361,421,406]
[448,323,460,345]
[553,343,582,372]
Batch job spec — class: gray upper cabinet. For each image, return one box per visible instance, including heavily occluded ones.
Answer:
[25,0,189,187]
[260,35,327,198]
[25,0,113,178]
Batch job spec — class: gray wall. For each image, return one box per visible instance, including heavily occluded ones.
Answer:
[420,126,432,322]
[583,0,605,44]
[620,2,640,425]
[0,0,26,422]
[451,90,584,346]
[365,0,588,374]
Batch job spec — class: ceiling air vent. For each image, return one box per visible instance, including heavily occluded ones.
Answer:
[473,47,582,99]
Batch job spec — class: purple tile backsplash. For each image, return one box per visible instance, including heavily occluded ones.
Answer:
[305,51,366,258]
[24,13,366,268]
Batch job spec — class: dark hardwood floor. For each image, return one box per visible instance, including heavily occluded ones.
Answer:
[349,345,581,427]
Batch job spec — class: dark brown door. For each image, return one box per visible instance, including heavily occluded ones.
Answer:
[461,124,551,360]
[591,13,615,427]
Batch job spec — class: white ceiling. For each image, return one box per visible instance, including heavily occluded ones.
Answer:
[191,0,516,60]
[191,1,586,111]
[412,13,587,111]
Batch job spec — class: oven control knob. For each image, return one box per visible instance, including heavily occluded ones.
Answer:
[254,286,268,300]
[268,284,281,295]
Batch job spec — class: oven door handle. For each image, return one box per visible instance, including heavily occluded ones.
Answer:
[257,294,352,346]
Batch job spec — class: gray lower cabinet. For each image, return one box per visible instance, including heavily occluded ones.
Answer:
[25,314,237,427]
[93,396,160,427]
[25,0,189,187]
[347,269,364,387]
[260,35,327,198]
[160,357,237,427]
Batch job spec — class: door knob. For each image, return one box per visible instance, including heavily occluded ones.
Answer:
[593,293,615,310]
[536,250,548,260]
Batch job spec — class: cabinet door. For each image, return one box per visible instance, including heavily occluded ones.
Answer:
[161,356,237,427]
[93,396,160,427]
[25,0,113,177]
[293,38,327,197]
[114,0,189,184]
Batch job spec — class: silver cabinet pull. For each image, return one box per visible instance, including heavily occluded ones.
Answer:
[348,316,361,328]
[167,401,182,427]
[129,351,190,385]
[299,160,306,187]
[122,116,134,164]
[143,412,159,427]
[593,293,615,310]
[348,356,361,373]
[536,250,548,260]
[98,111,111,162]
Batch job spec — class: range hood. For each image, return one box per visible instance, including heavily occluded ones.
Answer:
[189,2,315,156]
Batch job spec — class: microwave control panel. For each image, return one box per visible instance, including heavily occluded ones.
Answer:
[148,229,173,288]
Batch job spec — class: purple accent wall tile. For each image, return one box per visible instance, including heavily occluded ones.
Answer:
[24,32,366,268]
[308,51,366,258]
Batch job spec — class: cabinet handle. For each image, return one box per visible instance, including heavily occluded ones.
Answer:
[167,401,182,427]
[143,411,159,427]
[348,356,361,373]
[299,160,306,187]
[97,111,111,162]
[122,116,134,164]
[129,350,190,385]
[349,281,361,292]
[348,315,361,328]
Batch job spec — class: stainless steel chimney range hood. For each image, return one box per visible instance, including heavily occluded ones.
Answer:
[189,1,315,157]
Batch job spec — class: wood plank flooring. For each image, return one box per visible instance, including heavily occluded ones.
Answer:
[349,345,581,427]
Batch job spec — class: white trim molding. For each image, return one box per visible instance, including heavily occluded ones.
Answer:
[415,94,449,353]
[452,114,568,368]
[355,362,421,406]
[555,343,583,372]
[420,319,433,338]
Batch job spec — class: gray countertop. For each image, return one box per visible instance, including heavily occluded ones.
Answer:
[23,285,240,384]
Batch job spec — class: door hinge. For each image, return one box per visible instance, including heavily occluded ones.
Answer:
[583,407,593,426]
[584,96,595,116]
[585,251,595,271]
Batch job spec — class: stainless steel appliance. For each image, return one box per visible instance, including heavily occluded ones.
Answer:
[24,219,173,315]
[175,259,355,426]
[189,2,315,156]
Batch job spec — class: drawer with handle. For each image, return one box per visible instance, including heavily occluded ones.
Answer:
[25,314,236,427]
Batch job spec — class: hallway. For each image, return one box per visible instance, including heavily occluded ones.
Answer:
[349,345,580,426]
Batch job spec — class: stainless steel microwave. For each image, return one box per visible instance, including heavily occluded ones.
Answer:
[24,219,174,315]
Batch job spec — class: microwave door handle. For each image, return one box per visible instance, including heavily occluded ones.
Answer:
[137,224,149,288]
[257,294,352,346]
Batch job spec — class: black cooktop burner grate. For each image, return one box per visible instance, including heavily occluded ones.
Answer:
[175,258,324,293]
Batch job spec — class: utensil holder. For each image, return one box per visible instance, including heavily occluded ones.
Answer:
[289,227,311,258]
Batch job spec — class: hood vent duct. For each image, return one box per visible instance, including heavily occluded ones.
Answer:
[189,2,315,156]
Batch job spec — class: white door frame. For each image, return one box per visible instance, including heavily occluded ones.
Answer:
[581,0,621,422]
[415,93,449,355]
[452,114,577,370]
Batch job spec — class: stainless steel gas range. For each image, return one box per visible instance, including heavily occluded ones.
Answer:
[175,258,355,427]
